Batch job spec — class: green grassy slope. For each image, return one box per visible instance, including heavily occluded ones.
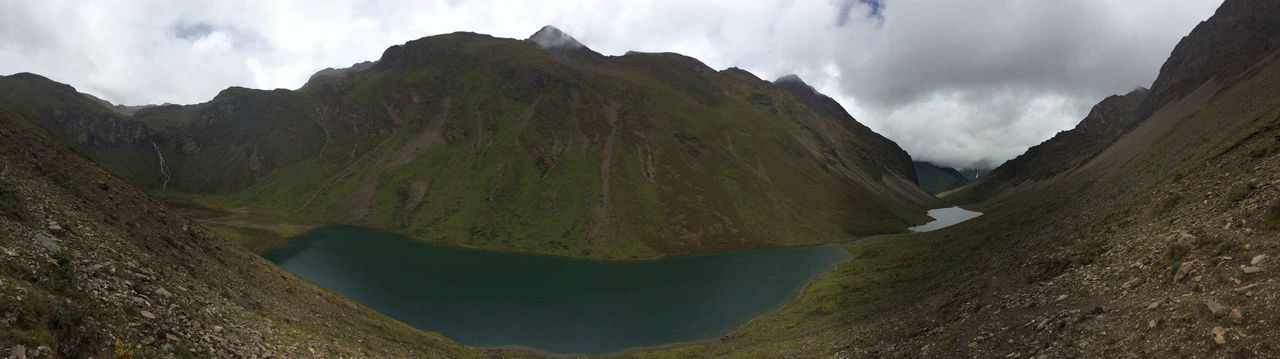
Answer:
[1,29,938,259]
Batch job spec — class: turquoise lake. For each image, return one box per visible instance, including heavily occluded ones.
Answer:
[263,226,852,355]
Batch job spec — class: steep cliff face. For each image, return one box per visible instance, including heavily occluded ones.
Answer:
[1141,0,1280,115]
[0,27,937,259]
[0,74,162,189]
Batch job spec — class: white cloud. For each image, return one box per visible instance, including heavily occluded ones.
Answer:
[0,0,1219,168]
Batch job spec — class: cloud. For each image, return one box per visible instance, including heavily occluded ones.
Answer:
[0,0,1219,168]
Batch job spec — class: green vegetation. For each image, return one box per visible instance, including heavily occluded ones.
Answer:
[1227,182,1255,202]
[1267,202,1280,231]
[0,183,25,221]
[0,32,935,259]
[0,256,89,354]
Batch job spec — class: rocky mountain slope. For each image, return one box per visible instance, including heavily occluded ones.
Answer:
[0,106,496,357]
[912,161,970,195]
[634,0,1280,357]
[0,27,938,260]
[948,0,1280,207]
[943,87,1149,204]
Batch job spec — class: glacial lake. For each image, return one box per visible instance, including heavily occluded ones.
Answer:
[263,226,852,355]
[909,206,983,232]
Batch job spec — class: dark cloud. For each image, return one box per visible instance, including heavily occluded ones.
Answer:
[174,22,213,41]
[838,0,885,25]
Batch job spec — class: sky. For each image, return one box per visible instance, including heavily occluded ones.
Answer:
[0,0,1220,169]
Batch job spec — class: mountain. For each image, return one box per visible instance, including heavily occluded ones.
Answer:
[2,0,1278,357]
[957,165,990,180]
[944,87,1150,205]
[0,105,489,357]
[637,0,1280,356]
[949,0,1280,207]
[912,161,970,195]
[0,27,938,260]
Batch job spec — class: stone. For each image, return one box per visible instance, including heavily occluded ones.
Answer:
[9,345,26,359]
[140,310,157,320]
[1252,254,1267,265]
[31,232,59,252]
[1242,266,1262,274]
[1146,301,1161,310]
[47,221,63,232]
[213,325,223,333]
[3,248,16,257]
[1173,262,1192,283]
[1056,294,1069,302]
[1212,326,1227,345]
[1175,230,1196,242]
[1147,319,1159,329]
[1204,300,1228,316]
[155,287,173,298]
[1229,309,1243,324]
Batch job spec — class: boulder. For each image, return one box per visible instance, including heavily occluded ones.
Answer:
[31,232,59,252]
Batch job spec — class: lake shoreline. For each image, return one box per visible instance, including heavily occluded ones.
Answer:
[265,226,854,355]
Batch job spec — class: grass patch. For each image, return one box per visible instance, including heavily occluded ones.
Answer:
[0,183,26,221]
[1227,182,1255,202]
[1247,142,1276,158]
[1267,202,1280,231]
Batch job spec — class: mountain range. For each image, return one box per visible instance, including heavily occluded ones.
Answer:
[0,27,938,259]
[2,0,1279,357]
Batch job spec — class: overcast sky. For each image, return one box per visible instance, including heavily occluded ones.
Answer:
[0,0,1220,168]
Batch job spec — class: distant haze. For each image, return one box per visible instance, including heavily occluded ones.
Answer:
[0,0,1218,168]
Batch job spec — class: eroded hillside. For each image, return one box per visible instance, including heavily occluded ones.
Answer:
[0,28,939,260]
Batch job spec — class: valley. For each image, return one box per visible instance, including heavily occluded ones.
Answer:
[1,0,1279,358]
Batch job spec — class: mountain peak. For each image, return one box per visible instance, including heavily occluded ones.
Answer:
[527,25,586,50]
[774,74,819,95]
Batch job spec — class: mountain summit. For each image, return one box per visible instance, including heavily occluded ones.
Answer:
[526,25,586,50]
